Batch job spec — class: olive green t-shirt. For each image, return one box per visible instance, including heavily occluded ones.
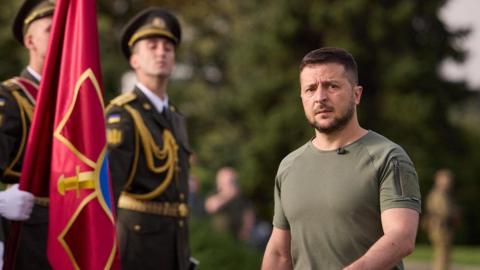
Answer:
[273,131,421,270]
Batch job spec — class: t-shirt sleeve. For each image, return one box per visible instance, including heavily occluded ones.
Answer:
[379,149,422,213]
[272,167,290,230]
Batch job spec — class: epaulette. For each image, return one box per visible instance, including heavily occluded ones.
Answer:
[1,79,21,92]
[168,102,183,115]
[109,92,137,107]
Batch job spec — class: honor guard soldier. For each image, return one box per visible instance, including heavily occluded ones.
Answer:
[0,0,54,269]
[106,8,195,270]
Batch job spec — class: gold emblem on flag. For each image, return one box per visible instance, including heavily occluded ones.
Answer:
[0,99,5,106]
[107,128,123,146]
[57,166,95,197]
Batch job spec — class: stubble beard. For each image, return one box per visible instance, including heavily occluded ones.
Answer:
[309,100,356,134]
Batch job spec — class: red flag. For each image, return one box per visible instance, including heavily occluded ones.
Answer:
[16,0,120,269]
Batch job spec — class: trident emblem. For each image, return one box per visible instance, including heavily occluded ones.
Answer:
[57,166,96,197]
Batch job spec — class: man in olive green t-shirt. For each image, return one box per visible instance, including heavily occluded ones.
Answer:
[261,47,421,270]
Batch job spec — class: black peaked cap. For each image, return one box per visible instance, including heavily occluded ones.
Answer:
[13,0,55,45]
[120,7,181,59]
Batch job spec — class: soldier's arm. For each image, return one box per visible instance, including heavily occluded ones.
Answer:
[261,227,293,270]
[0,87,22,179]
[106,105,135,204]
[343,208,419,270]
[238,207,255,241]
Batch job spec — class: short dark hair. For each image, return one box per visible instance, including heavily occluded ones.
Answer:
[300,47,358,85]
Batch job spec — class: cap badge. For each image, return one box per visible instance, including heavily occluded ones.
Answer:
[152,17,166,29]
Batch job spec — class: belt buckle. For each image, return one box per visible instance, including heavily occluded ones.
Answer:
[178,203,188,217]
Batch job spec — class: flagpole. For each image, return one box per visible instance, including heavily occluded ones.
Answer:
[3,221,22,270]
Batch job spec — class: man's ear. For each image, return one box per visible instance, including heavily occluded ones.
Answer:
[129,54,138,69]
[354,85,363,105]
[23,32,33,50]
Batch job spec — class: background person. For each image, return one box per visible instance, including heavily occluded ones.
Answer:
[205,167,256,242]
[424,169,459,270]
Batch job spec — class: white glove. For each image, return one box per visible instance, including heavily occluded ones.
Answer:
[0,184,34,220]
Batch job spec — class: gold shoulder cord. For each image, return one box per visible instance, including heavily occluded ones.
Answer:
[121,111,140,191]
[122,104,178,200]
[106,92,140,190]
[3,91,33,178]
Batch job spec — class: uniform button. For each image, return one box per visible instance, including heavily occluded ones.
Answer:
[178,220,184,227]
[133,224,141,232]
[143,103,152,110]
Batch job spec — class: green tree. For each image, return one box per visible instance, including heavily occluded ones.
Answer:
[0,1,27,79]
[99,0,480,244]
[152,0,480,244]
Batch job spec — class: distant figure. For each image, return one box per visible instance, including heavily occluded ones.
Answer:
[188,175,206,218]
[205,167,255,242]
[424,169,458,270]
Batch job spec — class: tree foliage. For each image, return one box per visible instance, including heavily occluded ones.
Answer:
[163,0,479,244]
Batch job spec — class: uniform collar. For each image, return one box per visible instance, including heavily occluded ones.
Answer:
[136,82,169,113]
[26,66,42,82]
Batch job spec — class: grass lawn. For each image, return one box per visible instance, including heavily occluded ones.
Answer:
[406,244,480,266]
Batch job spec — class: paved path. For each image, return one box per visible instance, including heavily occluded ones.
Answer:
[405,261,480,270]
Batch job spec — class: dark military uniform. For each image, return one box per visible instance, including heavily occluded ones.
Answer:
[0,0,54,269]
[0,70,38,181]
[107,8,193,270]
[107,88,192,270]
[0,69,51,270]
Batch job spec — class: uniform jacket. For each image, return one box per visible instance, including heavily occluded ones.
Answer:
[0,68,51,270]
[0,69,38,182]
[106,86,192,270]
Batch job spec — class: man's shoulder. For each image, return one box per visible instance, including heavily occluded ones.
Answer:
[107,91,138,108]
[105,92,139,126]
[361,131,399,148]
[359,131,413,163]
[0,78,21,93]
[167,103,185,118]
[277,142,310,177]
[0,78,23,106]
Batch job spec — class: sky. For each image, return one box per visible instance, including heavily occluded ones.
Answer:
[440,0,480,90]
